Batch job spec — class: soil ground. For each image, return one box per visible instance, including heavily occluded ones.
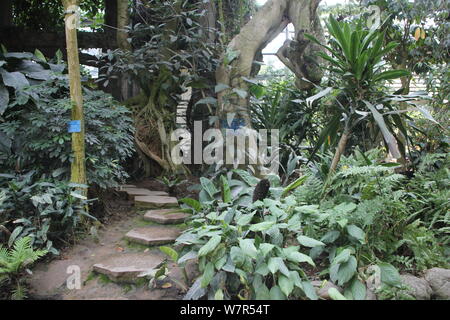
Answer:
[27,178,200,300]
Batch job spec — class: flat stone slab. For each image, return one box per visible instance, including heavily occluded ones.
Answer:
[121,188,169,200]
[125,226,182,246]
[135,195,178,209]
[93,252,164,282]
[115,184,138,190]
[144,209,190,225]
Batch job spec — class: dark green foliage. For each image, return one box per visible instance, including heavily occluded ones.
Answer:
[297,148,449,273]
[0,50,134,256]
[0,171,93,254]
[11,0,104,31]
[175,173,321,300]
[0,51,135,189]
[249,77,320,172]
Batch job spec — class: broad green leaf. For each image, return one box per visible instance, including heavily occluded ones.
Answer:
[34,49,47,62]
[328,287,348,300]
[8,226,23,247]
[215,83,229,93]
[178,250,197,264]
[365,101,401,159]
[233,88,248,99]
[236,211,256,226]
[321,230,340,244]
[302,281,318,300]
[297,235,325,248]
[281,175,308,197]
[220,175,231,203]
[0,83,9,114]
[268,257,290,276]
[284,250,315,267]
[279,275,294,297]
[346,225,366,244]
[201,262,215,288]
[239,239,257,259]
[269,286,286,300]
[255,263,270,276]
[200,177,219,199]
[378,262,402,287]
[258,243,275,256]
[198,235,221,257]
[350,278,367,300]
[195,97,217,106]
[0,70,29,90]
[336,256,357,286]
[333,248,351,264]
[373,69,410,82]
[159,246,178,262]
[214,289,224,300]
[233,169,259,186]
[249,221,276,232]
[255,283,270,300]
[179,197,202,212]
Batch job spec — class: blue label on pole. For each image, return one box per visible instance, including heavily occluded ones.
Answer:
[221,118,246,131]
[68,120,81,133]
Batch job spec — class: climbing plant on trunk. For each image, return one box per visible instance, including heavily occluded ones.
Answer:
[215,0,325,129]
[99,0,221,176]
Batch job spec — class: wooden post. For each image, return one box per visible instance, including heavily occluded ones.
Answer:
[62,0,87,191]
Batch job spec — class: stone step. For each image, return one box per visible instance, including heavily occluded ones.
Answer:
[114,184,138,191]
[121,188,169,200]
[144,209,190,225]
[92,252,164,282]
[125,226,182,246]
[134,195,178,209]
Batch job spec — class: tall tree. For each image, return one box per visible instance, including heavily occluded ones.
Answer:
[215,0,324,129]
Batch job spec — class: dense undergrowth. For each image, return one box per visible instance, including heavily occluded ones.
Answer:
[0,1,448,301]
[169,149,449,300]
[0,49,134,276]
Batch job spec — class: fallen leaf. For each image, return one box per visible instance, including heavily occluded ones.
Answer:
[161,283,172,289]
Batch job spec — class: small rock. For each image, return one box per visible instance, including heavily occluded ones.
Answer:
[312,280,343,300]
[424,268,450,300]
[401,274,433,300]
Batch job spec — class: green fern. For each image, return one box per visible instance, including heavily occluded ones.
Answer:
[0,236,47,300]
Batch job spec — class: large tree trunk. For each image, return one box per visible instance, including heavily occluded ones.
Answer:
[215,0,323,128]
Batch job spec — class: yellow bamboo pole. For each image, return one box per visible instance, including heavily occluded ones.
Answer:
[62,0,87,192]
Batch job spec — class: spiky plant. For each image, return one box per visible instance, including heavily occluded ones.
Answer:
[0,237,47,300]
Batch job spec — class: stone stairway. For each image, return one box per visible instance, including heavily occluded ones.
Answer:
[91,184,190,283]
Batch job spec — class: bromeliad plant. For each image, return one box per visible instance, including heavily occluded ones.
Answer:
[305,16,416,174]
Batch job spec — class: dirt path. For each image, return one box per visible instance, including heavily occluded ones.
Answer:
[27,185,197,300]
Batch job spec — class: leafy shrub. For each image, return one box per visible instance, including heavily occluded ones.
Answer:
[300,148,449,272]
[0,49,135,189]
[249,77,320,171]
[175,173,322,300]
[0,236,47,300]
[0,171,93,254]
